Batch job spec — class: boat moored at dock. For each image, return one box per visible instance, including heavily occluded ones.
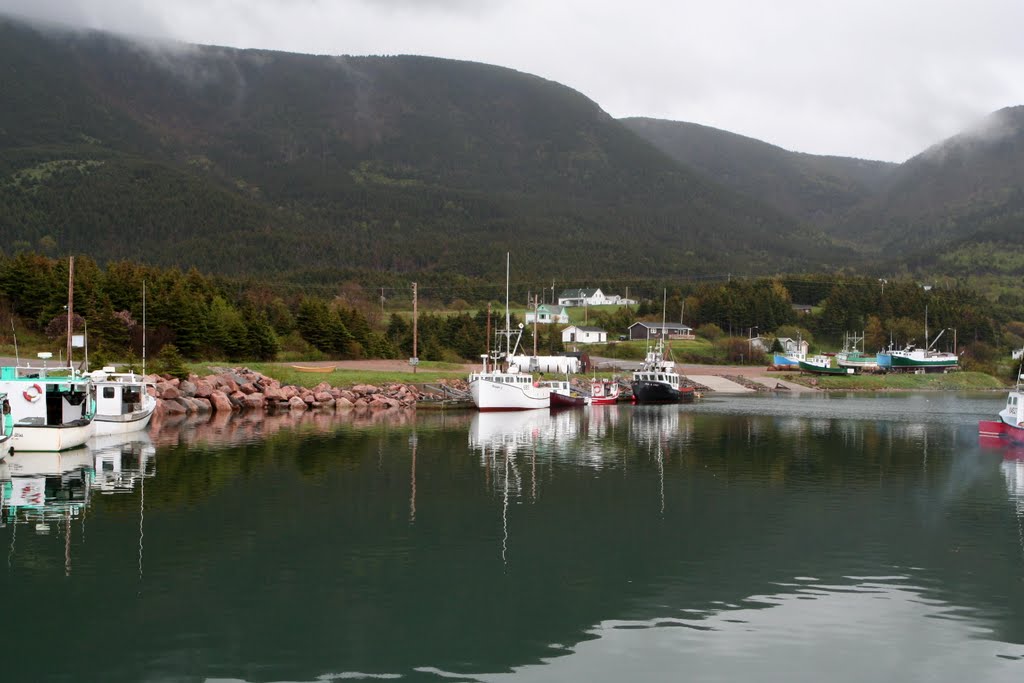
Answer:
[0,356,96,452]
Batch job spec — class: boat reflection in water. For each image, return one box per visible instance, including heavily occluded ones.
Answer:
[91,432,156,494]
[1,449,94,532]
[1,434,155,532]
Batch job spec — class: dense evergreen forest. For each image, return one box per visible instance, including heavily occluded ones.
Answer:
[0,253,1016,379]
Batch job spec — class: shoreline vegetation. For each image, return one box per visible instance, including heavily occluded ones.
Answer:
[181,361,1006,395]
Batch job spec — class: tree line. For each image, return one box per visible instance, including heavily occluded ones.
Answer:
[0,253,1017,375]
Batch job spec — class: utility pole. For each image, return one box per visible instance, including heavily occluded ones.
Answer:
[381,287,385,315]
[411,282,418,374]
[532,294,539,356]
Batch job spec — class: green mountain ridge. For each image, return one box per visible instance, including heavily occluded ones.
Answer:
[1,14,1022,287]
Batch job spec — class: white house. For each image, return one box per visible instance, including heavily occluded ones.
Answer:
[557,288,636,307]
[776,337,809,357]
[561,325,607,344]
[524,304,570,325]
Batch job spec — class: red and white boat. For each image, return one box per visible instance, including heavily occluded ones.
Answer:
[589,378,621,405]
[979,383,1024,444]
[543,379,585,409]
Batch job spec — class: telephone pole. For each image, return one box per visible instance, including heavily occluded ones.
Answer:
[411,282,418,374]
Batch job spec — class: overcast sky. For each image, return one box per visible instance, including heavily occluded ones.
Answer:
[3,0,1023,162]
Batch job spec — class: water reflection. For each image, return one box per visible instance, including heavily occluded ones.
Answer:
[5,394,1024,683]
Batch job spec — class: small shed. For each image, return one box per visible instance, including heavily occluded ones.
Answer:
[562,325,607,344]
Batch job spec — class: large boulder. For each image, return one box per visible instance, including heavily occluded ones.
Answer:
[209,390,234,413]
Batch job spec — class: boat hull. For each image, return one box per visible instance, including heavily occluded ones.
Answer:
[469,378,551,411]
[836,352,878,370]
[887,355,958,369]
[93,407,155,436]
[630,381,695,404]
[9,420,96,452]
[773,354,800,366]
[550,392,586,409]
[797,360,854,375]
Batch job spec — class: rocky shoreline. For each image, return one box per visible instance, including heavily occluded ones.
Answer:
[151,367,420,419]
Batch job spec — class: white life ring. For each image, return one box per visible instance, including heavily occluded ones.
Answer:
[23,383,43,402]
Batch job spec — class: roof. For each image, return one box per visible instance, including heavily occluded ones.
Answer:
[558,288,600,298]
[536,304,567,313]
[565,325,606,333]
[629,321,693,331]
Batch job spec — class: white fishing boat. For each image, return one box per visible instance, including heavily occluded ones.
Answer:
[0,355,96,452]
[468,254,552,411]
[90,367,157,436]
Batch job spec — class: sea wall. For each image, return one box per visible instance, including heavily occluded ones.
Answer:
[149,367,420,418]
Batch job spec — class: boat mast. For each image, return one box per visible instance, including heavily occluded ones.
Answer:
[660,288,667,354]
[66,256,74,368]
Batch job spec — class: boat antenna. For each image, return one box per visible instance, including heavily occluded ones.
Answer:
[142,279,147,376]
[505,252,511,359]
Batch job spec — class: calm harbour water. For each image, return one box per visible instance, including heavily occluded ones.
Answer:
[2,392,1024,682]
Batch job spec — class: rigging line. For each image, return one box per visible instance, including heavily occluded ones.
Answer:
[138,472,145,584]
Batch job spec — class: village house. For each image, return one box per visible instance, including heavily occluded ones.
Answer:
[557,288,635,307]
[776,337,810,357]
[627,322,695,341]
[524,304,570,324]
[561,325,607,344]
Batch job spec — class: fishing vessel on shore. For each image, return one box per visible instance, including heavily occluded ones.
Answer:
[797,355,854,375]
[836,332,878,371]
[877,309,959,372]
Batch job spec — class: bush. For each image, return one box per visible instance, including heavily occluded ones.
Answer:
[155,343,189,380]
[695,323,724,341]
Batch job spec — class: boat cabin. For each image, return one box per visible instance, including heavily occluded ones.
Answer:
[631,370,681,389]
[91,369,151,418]
[0,366,94,428]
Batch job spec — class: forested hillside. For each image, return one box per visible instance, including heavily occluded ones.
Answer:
[0,16,836,286]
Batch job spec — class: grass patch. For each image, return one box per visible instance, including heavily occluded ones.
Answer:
[781,371,1005,391]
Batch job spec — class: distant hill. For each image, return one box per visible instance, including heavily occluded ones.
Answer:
[620,118,897,226]
[0,15,837,287]
[839,107,1024,273]
[623,112,1024,278]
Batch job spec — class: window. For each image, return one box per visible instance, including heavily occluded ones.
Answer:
[103,387,116,399]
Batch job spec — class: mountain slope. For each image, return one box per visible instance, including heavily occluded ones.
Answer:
[0,16,836,284]
[620,117,896,225]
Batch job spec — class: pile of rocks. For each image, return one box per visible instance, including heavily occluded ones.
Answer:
[151,367,421,418]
